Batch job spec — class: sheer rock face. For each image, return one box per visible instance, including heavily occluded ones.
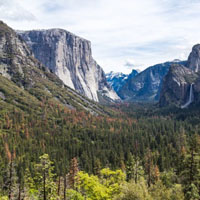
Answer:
[17,29,119,102]
[159,64,198,106]
[159,45,200,107]
[0,21,46,88]
[0,21,108,115]
[187,44,200,72]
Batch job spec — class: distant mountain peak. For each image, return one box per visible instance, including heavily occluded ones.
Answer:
[106,71,130,93]
[187,44,200,72]
[134,69,141,73]
[170,59,182,63]
[106,71,128,79]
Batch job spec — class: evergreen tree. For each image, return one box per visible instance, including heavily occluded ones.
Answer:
[33,154,57,200]
[180,134,200,200]
[126,155,144,183]
[145,149,154,187]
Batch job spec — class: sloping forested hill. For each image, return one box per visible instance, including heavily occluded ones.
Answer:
[0,100,200,199]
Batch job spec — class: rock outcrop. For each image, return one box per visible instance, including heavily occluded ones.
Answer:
[159,64,198,106]
[117,62,179,102]
[0,21,44,88]
[159,45,200,107]
[187,44,200,72]
[0,21,107,115]
[17,29,119,102]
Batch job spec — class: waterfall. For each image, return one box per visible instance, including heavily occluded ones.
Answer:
[181,84,194,109]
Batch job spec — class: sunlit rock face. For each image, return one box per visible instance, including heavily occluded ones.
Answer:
[18,29,119,102]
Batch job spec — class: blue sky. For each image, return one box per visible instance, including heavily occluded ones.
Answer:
[1,0,200,73]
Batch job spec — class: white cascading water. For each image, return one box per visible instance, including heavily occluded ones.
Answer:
[181,84,194,109]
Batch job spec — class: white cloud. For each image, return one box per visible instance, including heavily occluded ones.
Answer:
[1,0,200,73]
[0,0,35,21]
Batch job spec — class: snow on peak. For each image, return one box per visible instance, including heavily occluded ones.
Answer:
[106,71,128,80]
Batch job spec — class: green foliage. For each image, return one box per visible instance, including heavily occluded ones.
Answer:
[177,134,200,200]
[100,168,125,197]
[0,196,8,200]
[0,75,200,199]
[126,155,144,182]
[25,154,57,200]
[77,171,109,200]
[114,178,152,200]
[160,170,177,188]
[170,184,185,200]
[77,168,125,200]
[66,189,84,200]
[24,168,39,199]
[184,183,200,200]
[150,181,184,200]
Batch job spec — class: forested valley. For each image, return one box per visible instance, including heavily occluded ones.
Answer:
[0,99,200,200]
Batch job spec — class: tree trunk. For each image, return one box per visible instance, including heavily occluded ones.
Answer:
[135,159,138,184]
[64,175,66,200]
[57,176,61,197]
[18,182,21,200]
[43,171,46,200]
[190,149,194,184]
[148,165,151,187]
[8,160,13,200]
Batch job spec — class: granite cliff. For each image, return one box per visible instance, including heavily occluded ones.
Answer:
[18,29,119,102]
[159,45,200,107]
[0,21,107,115]
[187,44,200,72]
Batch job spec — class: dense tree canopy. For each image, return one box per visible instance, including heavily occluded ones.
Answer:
[0,100,200,199]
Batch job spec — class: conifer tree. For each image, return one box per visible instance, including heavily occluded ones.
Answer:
[126,155,144,183]
[145,149,154,187]
[181,134,200,200]
[33,154,57,200]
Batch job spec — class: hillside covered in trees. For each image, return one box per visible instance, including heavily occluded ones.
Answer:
[0,99,200,199]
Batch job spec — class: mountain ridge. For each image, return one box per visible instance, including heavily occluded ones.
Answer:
[117,61,186,102]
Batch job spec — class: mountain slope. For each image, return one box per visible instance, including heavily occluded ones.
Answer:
[118,61,183,102]
[159,45,200,107]
[0,21,107,115]
[17,29,119,102]
[159,64,198,107]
